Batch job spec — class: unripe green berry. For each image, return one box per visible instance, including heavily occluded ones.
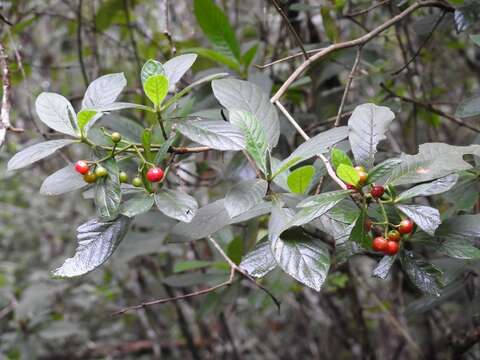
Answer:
[119,171,128,183]
[111,132,122,143]
[83,172,97,183]
[132,176,143,187]
[95,166,108,178]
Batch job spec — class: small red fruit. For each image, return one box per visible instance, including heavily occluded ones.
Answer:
[385,241,399,256]
[146,167,164,182]
[346,184,356,190]
[370,185,385,198]
[372,236,388,252]
[75,160,89,175]
[398,219,414,234]
[387,230,401,242]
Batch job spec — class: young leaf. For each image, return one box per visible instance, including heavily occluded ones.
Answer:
[396,204,441,236]
[52,216,132,278]
[8,139,77,171]
[120,193,155,218]
[212,79,280,147]
[336,164,360,186]
[35,93,78,137]
[154,189,198,223]
[348,103,395,168]
[287,165,315,194]
[224,179,268,218]
[400,251,443,295]
[143,74,169,108]
[331,148,353,169]
[81,73,126,109]
[396,174,459,202]
[163,54,197,86]
[176,118,245,151]
[40,165,87,196]
[240,237,276,278]
[94,158,121,221]
[141,59,165,84]
[193,0,241,61]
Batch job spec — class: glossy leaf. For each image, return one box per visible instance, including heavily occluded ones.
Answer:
[240,237,276,278]
[366,158,402,184]
[141,59,165,84]
[94,158,121,221]
[154,189,198,223]
[331,148,353,169]
[120,193,155,218]
[225,179,268,218]
[400,251,443,295]
[336,164,360,187]
[143,74,169,108]
[287,165,315,194]
[163,54,197,85]
[40,165,87,196]
[372,255,396,279]
[396,174,458,202]
[396,204,441,236]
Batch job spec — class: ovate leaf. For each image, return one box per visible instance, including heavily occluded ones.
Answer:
[8,139,76,171]
[176,118,245,151]
[287,165,315,194]
[331,147,353,169]
[400,251,443,295]
[120,193,155,218]
[94,158,121,220]
[154,189,198,223]
[35,93,78,137]
[396,174,459,202]
[348,103,395,168]
[436,239,480,260]
[52,216,131,278]
[163,54,197,85]
[367,158,402,184]
[225,179,268,218]
[372,255,396,279]
[81,73,126,109]
[143,74,169,108]
[40,165,87,196]
[396,204,441,236]
[240,237,276,278]
[336,164,360,186]
[141,59,165,84]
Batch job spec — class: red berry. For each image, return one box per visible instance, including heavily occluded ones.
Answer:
[75,160,89,175]
[370,185,385,198]
[385,241,399,256]
[387,230,401,242]
[398,219,414,234]
[346,184,356,190]
[372,236,388,252]
[146,167,164,182]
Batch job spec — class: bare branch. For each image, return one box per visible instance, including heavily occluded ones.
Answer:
[344,0,391,18]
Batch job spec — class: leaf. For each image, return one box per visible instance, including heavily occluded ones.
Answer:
[229,109,269,173]
[396,174,459,202]
[241,43,259,67]
[212,79,280,147]
[349,211,371,249]
[154,135,176,164]
[52,216,131,278]
[120,193,154,218]
[436,239,480,260]
[8,139,76,171]
[163,54,197,85]
[141,59,165,84]
[77,110,98,131]
[240,237,276,278]
[81,73,126,109]
[348,103,395,168]
[336,164,360,186]
[187,47,241,72]
[154,189,198,223]
[173,260,213,273]
[290,190,351,227]
[94,158,121,221]
[143,74,169,108]
[224,179,268,218]
[386,143,480,186]
[89,102,154,113]
[176,118,245,151]
[40,165,87,196]
[35,92,78,137]
[270,206,331,291]
[372,255,396,279]
[396,204,441,236]
[366,158,402,184]
[287,165,315,194]
[400,251,443,295]
[456,94,480,118]
[193,0,241,60]
[331,148,353,169]
[321,7,339,42]
[436,215,480,238]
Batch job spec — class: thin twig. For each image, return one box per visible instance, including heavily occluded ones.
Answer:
[344,0,391,18]
[334,46,362,127]
[0,13,13,26]
[255,48,326,69]
[270,0,309,60]
[76,0,89,87]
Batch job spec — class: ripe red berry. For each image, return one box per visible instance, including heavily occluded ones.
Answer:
[385,241,399,256]
[75,160,89,175]
[398,219,414,234]
[146,167,164,182]
[346,183,356,190]
[370,185,385,198]
[372,236,388,252]
[387,230,401,242]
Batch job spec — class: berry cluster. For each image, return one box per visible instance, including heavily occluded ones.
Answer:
[371,219,413,256]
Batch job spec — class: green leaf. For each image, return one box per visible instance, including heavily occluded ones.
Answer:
[143,74,169,108]
[142,128,153,162]
[331,148,353,169]
[269,206,331,291]
[287,165,315,194]
[212,79,280,147]
[141,59,165,84]
[349,211,371,249]
[154,189,198,223]
[436,239,480,260]
[40,165,87,196]
[52,216,132,278]
[271,156,302,180]
[229,110,269,173]
[187,47,241,72]
[173,260,213,273]
[241,43,259,67]
[88,102,154,113]
[372,255,397,279]
[77,110,99,131]
[348,103,395,168]
[163,54,197,85]
[8,139,77,171]
[193,0,241,60]
[396,204,441,236]
[400,251,443,295]
[366,158,402,184]
[336,164,360,186]
[227,237,243,265]
[94,158,121,221]
[35,92,78,137]
[240,237,276,278]
[396,174,458,202]
[81,73,126,109]
[154,135,176,164]
[224,179,268,218]
[176,118,246,151]
[321,7,339,42]
[120,193,155,218]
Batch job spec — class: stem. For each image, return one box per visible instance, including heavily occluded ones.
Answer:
[156,111,168,140]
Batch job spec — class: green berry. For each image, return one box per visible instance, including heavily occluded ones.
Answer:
[132,177,143,187]
[95,166,108,178]
[111,132,122,143]
[83,172,97,183]
[119,171,128,183]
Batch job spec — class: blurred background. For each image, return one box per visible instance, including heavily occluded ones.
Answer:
[1,0,480,359]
